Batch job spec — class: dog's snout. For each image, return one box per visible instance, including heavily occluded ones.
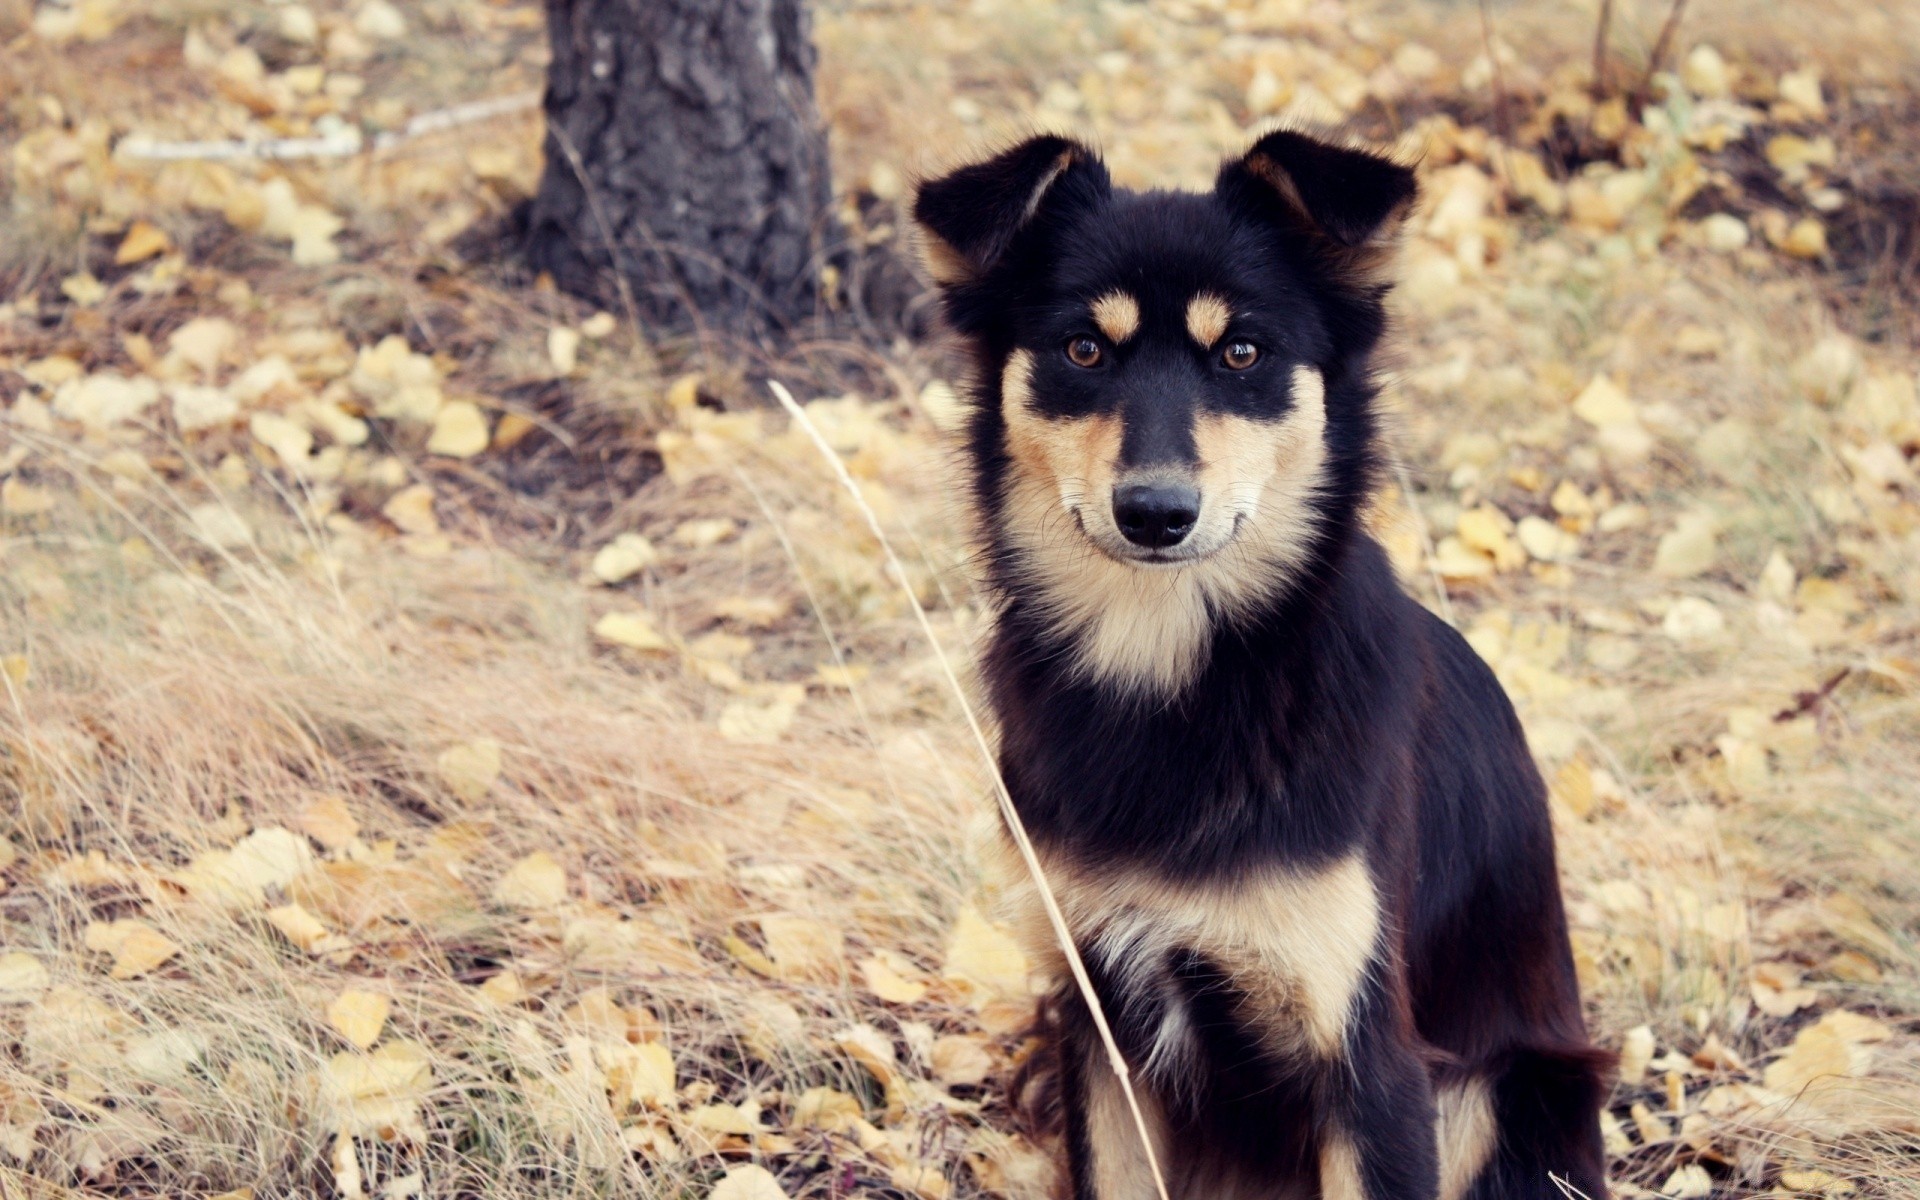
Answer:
[1113,483,1200,548]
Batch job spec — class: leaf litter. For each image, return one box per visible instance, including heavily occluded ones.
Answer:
[3,0,1920,1197]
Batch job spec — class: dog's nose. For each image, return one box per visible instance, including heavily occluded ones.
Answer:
[1113,483,1200,548]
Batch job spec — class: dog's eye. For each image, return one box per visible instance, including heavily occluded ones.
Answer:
[1221,341,1260,370]
[1064,337,1103,368]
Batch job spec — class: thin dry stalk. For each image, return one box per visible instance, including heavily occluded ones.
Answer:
[1640,0,1694,100]
[766,379,1174,1200]
[1591,0,1615,97]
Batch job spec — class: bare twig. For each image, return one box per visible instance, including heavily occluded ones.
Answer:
[766,379,1174,1200]
[1477,0,1513,148]
[1639,0,1694,101]
[1591,0,1615,98]
[114,91,540,162]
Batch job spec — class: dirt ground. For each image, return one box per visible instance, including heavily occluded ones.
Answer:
[2,1,1917,1197]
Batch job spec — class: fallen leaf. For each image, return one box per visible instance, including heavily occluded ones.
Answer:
[297,796,361,851]
[759,914,844,982]
[116,220,172,265]
[548,327,581,374]
[1661,1163,1712,1198]
[672,518,738,549]
[930,1034,995,1086]
[943,906,1028,999]
[1620,1024,1656,1081]
[591,534,659,585]
[437,738,502,802]
[327,989,391,1049]
[2,478,55,516]
[493,851,567,910]
[265,903,346,954]
[862,954,930,1004]
[84,919,181,979]
[718,685,804,744]
[380,484,439,536]
[710,1164,789,1200]
[426,400,490,457]
[0,952,51,1004]
[595,610,672,652]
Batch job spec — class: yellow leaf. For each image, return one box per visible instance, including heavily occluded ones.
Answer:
[437,738,502,802]
[861,955,929,1004]
[942,906,1028,998]
[710,1164,789,1200]
[547,327,581,374]
[604,1041,676,1110]
[1654,512,1719,578]
[833,1022,899,1092]
[792,1086,863,1131]
[60,272,107,306]
[297,795,360,851]
[493,851,567,910]
[672,518,738,549]
[713,594,790,627]
[0,951,51,1004]
[1661,1163,1712,1198]
[115,220,172,265]
[381,484,440,536]
[687,1103,759,1135]
[426,400,490,457]
[265,903,344,953]
[759,914,844,982]
[1572,375,1637,427]
[1764,1014,1873,1097]
[477,970,527,1006]
[1515,515,1579,563]
[890,1164,951,1200]
[327,989,391,1049]
[930,1033,995,1086]
[85,919,181,979]
[1619,1024,1655,1081]
[227,826,313,889]
[813,662,871,689]
[1,478,55,516]
[718,685,804,744]
[591,534,659,584]
[1456,506,1524,572]
[594,610,672,652]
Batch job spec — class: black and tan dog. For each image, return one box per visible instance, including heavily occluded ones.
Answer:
[913,131,1610,1200]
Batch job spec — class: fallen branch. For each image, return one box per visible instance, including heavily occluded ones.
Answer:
[114,90,540,163]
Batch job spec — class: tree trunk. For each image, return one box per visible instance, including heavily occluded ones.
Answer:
[527,0,835,338]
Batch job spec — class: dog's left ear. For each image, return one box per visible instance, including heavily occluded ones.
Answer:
[1218,130,1417,265]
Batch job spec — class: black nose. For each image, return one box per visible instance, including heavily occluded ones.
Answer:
[1113,483,1200,548]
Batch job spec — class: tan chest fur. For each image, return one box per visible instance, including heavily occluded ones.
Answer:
[984,833,1380,1061]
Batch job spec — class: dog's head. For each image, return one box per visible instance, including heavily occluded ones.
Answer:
[914,131,1415,694]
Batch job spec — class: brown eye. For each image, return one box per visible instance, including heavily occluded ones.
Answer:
[1221,341,1259,370]
[1065,337,1103,368]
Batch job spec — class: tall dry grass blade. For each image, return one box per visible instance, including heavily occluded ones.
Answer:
[766,379,1173,1200]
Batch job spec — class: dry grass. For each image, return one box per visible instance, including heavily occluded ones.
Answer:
[4,0,1920,1198]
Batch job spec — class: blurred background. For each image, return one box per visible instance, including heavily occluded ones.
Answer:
[1,1,1917,1198]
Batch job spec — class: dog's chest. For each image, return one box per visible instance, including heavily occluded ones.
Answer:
[988,837,1381,1065]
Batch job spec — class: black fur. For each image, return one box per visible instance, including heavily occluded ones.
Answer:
[917,132,1610,1200]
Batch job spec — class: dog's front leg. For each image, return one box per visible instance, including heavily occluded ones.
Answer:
[1064,1034,1174,1200]
[1316,1016,1440,1200]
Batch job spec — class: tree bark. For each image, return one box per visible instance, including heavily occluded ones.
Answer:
[527,0,835,338]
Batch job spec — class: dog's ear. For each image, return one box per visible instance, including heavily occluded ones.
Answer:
[913,136,1109,285]
[1219,130,1417,266]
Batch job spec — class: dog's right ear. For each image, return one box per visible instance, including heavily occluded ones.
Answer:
[913,136,1108,286]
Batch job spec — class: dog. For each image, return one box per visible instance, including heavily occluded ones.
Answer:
[912,130,1611,1200]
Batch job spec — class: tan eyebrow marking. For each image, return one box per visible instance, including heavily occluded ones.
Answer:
[1090,290,1141,343]
[1185,292,1232,348]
